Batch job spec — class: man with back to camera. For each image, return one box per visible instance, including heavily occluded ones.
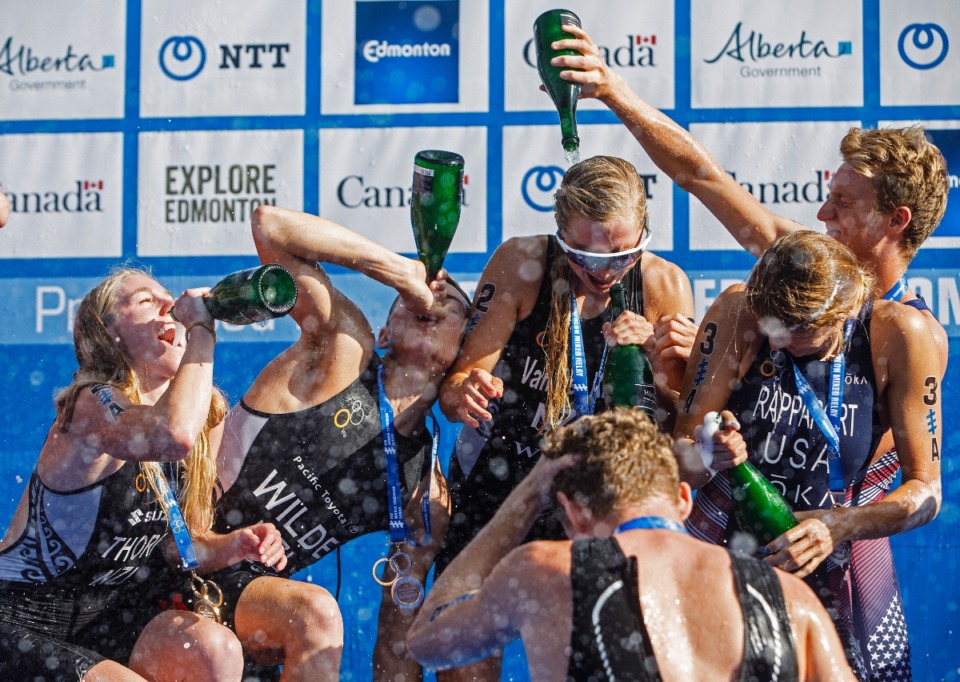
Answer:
[407,408,855,681]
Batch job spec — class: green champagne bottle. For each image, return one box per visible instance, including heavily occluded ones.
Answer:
[697,412,798,547]
[411,149,464,281]
[602,282,657,418]
[204,264,298,325]
[533,9,582,162]
[730,461,799,547]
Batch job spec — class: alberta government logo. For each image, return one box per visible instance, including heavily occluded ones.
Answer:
[705,21,852,80]
[0,37,114,91]
[354,0,459,105]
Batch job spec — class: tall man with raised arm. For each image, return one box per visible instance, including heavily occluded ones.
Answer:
[551,24,949,372]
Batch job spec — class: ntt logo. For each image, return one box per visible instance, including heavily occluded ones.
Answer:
[361,39,452,63]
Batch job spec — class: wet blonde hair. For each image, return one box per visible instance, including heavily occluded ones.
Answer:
[840,126,948,261]
[542,408,677,518]
[746,231,875,332]
[541,156,649,431]
[55,267,225,533]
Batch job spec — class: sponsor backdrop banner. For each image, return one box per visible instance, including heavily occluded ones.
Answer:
[1,0,958,678]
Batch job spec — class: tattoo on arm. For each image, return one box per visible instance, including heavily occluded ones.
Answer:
[699,322,718,356]
[474,283,495,314]
[90,384,125,422]
[467,282,496,333]
[923,376,938,406]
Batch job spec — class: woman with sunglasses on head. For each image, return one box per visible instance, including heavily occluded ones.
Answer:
[674,231,943,680]
[434,155,695,681]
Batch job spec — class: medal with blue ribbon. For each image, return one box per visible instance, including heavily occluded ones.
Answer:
[153,463,226,622]
[375,362,439,609]
[787,319,857,566]
[569,292,608,419]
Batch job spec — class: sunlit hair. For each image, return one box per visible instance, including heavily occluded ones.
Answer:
[542,156,648,431]
[54,266,226,533]
[746,231,875,332]
[840,126,948,261]
[542,408,677,518]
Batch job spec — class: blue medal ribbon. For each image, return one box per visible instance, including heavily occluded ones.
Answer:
[788,318,856,495]
[614,515,688,535]
[377,363,437,546]
[569,292,608,418]
[155,464,200,571]
[882,276,908,302]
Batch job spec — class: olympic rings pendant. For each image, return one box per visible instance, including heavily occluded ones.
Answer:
[372,549,425,610]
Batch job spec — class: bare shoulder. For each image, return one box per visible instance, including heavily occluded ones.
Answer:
[491,540,572,598]
[641,251,690,289]
[640,251,694,318]
[473,235,550,322]
[37,385,128,485]
[485,235,550,285]
[776,569,858,680]
[508,538,572,570]
[869,299,938,353]
[709,282,750,321]
[491,540,572,619]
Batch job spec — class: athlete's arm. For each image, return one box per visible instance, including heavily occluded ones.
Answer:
[766,302,943,579]
[251,205,442,340]
[407,454,576,669]
[438,236,546,427]
[643,255,696,421]
[779,573,857,681]
[672,286,753,487]
[553,25,804,256]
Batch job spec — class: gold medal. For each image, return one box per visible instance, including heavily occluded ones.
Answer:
[190,572,225,624]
